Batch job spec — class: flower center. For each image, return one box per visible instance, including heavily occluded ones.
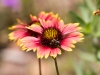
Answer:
[41,27,62,48]
[44,28,57,39]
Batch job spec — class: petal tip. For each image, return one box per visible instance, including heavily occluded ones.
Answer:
[79,33,84,37]
[71,45,75,48]
[74,23,80,26]
[67,48,73,51]
[16,19,23,24]
[72,40,77,44]
[78,27,82,30]
[45,55,49,59]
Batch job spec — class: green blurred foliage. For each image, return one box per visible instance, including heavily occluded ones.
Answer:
[69,0,100,75]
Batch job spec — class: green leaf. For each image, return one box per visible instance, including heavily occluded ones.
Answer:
[83,23,92,34]
[69,11,85,26]
[96,0,100,9]
[84,0,96,12]
[79,5,91,23]
[89,16,100,37]
[90,16,99,34]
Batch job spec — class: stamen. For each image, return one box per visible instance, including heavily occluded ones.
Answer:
[41,28,62,48]
[43,28,58,39]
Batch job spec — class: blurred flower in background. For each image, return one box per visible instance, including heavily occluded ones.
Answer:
[8,12,59,46]
[0,0,21,11]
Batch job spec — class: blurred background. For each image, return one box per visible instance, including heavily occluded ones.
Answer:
[0,0,100,75]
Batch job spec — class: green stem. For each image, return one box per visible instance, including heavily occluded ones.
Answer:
[38,58,42,75]
[53,58,60,75]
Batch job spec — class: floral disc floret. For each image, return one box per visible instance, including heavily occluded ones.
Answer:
[41,27,62,48]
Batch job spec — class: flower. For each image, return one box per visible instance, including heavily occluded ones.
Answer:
[19,19,84,59]
[8,12,59,42]
[0,0,21,11]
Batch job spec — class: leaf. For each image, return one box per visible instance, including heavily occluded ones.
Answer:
[84,0,96,12]
[96,0,100,9]
[89,16,100,37]
[83,23,92,34]
[79,5,91,23]
[90,16,99,33]
[69,11,86,26]
[92,19,100,37]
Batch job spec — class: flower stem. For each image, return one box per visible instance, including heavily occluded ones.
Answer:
[38,58,42,75]
[53,58,60,75]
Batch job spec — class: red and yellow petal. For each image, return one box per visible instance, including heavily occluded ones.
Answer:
[8,29,28,41]
[30,14,38,22]
[61,45,73,51]
[9,25,26,30]
[19,36,40,52]
[57,20,65,31]
[66,32,84,42]
[61,32,84,51]
[38,11,60,21]
[62,23,81,35]
[37,46,51,59]
[27,24,43,34]
[50,48,61,58]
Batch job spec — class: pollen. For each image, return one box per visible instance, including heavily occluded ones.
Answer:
[43,28,58,39]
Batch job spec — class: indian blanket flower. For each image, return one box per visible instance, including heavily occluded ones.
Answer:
[8,12,59,42]
[19,19,84,59]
